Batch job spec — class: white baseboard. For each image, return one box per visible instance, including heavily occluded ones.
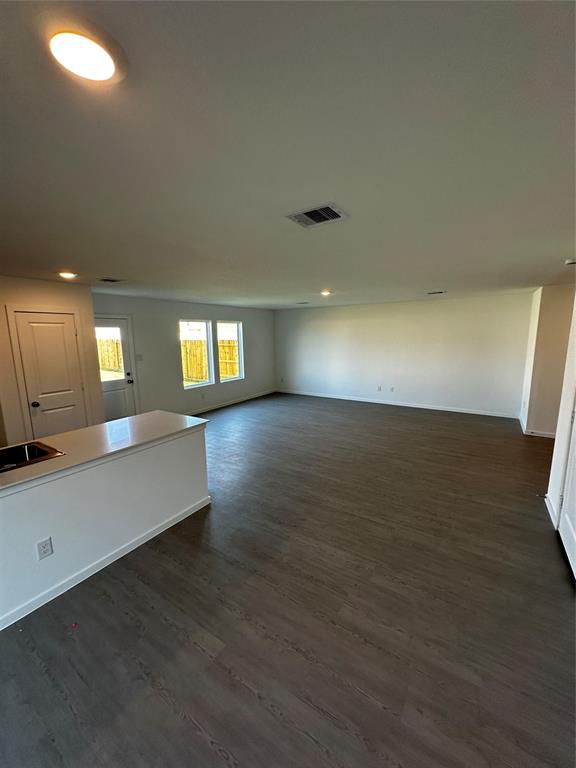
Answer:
[190,389,275,416]
[0,495,211,632]
[519,413,555,438]
[559,510,576,579]
[276,389,516,419]
[545,494,560,528]
[522,429,556,439]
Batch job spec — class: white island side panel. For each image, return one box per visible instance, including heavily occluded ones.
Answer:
[0,426,210,630]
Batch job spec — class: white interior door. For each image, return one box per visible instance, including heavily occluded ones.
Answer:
[15,311,88,439]
[95,317,137,421]
[558,413,576,577]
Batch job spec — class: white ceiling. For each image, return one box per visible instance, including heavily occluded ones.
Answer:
[1,1,574,308]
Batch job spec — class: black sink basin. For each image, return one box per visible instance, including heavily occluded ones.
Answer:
[0,441,65,473]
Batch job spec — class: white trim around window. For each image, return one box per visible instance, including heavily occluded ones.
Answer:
[179,319,215,389]
[216,321,245,383]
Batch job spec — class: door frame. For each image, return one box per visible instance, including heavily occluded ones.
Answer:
[6,304,90,442]
[94,313,141,415]
[557,389,576,516]
[558,415,576,576]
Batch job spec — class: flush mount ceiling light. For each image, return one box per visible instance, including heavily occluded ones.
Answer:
[320,290,332,297]
[565,258,576,266]
[59,271,78,279]
[49,32,116,81]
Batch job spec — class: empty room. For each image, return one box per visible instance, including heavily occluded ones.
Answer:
[0,2,575,767]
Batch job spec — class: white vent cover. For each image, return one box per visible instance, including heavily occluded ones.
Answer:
[287,203,348,228]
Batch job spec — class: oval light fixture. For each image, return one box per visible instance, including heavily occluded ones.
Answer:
[321,290,332,297]
[59,271,78,279]
[49,32,116,81]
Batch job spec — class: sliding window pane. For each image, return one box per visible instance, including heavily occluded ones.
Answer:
[179,320,213,388]
[217,321,244,381]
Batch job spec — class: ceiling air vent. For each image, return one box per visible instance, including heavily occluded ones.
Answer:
[287,203,348,229]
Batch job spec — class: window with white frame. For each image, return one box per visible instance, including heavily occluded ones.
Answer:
[216,321,244,382]
[179,320,214,388]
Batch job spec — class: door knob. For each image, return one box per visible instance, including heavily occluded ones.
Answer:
[30,401,40,408]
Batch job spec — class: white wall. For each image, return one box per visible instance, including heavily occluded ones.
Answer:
[92,293,275,415]
[0,276,104,446]
[547,296,576,525]
[522,284,574,437]
[275,293,534,418]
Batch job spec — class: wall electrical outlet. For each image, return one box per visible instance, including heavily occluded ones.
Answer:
[37,537,54,560]
[377,385,382,392]
[390,386,395,392]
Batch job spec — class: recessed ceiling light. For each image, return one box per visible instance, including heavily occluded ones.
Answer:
[59,271,78,279]
[49,32,116,81]
[321,290,332,297]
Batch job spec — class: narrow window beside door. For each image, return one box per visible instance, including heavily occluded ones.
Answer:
[217,321,244,382]
[180,320,214,388]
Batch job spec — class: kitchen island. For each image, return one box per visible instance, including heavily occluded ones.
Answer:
[0,410,210,630]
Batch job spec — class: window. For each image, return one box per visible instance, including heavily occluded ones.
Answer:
[96,326,125,382]
[179,320,214,388]
[217,321,244,382]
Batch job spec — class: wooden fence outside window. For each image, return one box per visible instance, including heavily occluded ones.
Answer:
[217,340,240,380]
[181,340,209,384]
[97,338,123,373]
[180,340,239,384]
[98,338,240,385]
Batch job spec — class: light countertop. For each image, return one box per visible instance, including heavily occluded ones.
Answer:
[0,410,208,495]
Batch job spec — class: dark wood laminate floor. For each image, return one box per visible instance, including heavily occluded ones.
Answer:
[1,394,574,768]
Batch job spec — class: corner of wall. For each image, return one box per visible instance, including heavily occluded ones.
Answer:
[272,308,282,390]
[519,288,542,430]
[523,285,574,437]
[0,405,6,447]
